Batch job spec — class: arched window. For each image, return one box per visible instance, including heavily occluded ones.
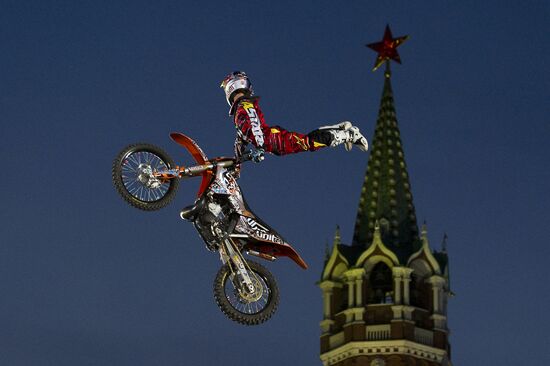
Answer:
[410,273,420,307]
[337,283,348,313]
[368,262,393,304]
[409,259,433,310]
[410,273,430,310]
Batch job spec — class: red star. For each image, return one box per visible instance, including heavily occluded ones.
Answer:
[366,25,409,71]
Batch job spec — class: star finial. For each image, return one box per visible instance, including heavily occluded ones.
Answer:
[366,25,409,72]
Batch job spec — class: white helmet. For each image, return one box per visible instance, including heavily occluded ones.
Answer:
[220,71,253,108]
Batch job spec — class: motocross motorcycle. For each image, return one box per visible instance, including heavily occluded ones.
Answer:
[112,132,308,325]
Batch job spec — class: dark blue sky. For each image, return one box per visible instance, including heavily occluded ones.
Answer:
[1,1,549,365]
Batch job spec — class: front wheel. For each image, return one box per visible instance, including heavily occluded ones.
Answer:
[112,143,179,211]
[213,260,279,325]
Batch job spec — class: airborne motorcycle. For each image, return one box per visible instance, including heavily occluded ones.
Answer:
[112,132,308,325]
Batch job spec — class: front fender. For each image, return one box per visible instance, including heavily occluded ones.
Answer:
[170,132,213,197]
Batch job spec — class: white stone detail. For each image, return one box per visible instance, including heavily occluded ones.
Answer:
[329,331,345,349]
[320,340,449,366]
[319,319,335,334]
[322,244,349,280]
[427,275,446,314]
[414,327,434,346]
[366,324,391,341]
[319,281,342,320]
[355,223,400,268]
[407,226,441,275]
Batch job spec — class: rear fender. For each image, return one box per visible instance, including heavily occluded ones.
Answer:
[170,132,213,197]
[244,241,308,270]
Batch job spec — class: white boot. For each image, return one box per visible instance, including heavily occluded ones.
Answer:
[326,129,349,148]
[326,126,368,152]
[348,126,369,152]
[319,121,352,131]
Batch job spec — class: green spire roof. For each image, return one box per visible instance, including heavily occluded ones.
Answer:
[352,68,420,262]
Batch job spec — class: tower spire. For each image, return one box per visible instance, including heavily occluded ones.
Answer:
[384,60,392,79]
[353,27,419,262]
[320,27,452,366]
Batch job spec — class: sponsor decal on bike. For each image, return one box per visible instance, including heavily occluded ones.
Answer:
[245,218,283,244]
[241,102,265,147]
[255,231,283,244]
[188,165,207,173]
[246,217,268,232]
[228,195,245,213]
[211,169,239,195]
[223,172,237,193]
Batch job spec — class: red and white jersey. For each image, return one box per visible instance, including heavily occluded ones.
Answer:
[232,97,325,157]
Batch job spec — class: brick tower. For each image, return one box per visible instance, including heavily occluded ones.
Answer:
[319,27,452,366]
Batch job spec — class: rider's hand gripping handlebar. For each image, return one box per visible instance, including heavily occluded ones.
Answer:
[239,148,265,164]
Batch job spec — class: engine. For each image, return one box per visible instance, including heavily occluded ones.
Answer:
[194,195,233,251]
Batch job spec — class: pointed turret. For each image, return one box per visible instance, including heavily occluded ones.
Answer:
[352,64,420,262]
[333,225,341,245]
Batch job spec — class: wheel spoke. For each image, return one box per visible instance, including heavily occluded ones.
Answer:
[120,150,173,202]
[223,270,270,315]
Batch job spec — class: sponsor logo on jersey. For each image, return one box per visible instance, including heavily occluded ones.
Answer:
[241,102,265,146]
[293,134,309,150]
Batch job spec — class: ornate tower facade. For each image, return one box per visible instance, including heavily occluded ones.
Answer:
[319,27,452,366]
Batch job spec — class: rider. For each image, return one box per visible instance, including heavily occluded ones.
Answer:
[220,71,368,161]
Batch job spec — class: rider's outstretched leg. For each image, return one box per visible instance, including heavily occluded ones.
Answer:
[308,122,368,152]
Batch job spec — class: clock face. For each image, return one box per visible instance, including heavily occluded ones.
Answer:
[370,358,386,366]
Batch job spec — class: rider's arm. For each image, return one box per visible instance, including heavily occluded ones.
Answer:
[233,129,247,159]
[235,100,266,150]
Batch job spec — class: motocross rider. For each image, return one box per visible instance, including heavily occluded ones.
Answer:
[220,71,369,162]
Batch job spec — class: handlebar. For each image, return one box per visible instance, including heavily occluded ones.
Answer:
[171,149,264,179]
[238,148,265,164]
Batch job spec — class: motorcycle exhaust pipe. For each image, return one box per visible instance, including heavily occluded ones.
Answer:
[246,250,277,262]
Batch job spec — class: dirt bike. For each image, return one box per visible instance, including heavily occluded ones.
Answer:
[112,132,308,325]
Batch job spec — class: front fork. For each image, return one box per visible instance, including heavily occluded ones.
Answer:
[219,238,255,295]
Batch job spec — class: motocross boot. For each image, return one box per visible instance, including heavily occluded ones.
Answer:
[325,126,369,152]
[347,126,369,152]
[318,121,352,131]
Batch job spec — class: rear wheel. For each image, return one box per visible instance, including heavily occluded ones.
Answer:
[213,260,279,325]
[112,143,179,211]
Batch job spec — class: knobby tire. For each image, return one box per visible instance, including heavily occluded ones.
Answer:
[213,260,279,326]
[112,143,179,211]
